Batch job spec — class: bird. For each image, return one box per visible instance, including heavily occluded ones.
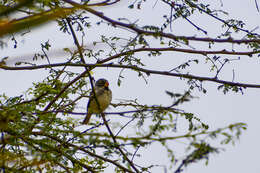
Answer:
[82,78,112,124]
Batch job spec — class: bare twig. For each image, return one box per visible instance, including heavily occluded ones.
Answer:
[255,0,259,12]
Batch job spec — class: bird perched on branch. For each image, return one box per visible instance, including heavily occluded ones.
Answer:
[82,78,112,124]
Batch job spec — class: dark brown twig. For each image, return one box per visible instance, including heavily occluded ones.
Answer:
[2,63,260,89]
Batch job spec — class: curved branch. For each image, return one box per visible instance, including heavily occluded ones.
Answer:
[99,47,259,61]
[63,0,260,45]
[78,123,245,143]
[1,47,257,68]
[2,63,260,88]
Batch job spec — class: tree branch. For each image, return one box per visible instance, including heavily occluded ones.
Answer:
[63,0,260,45]
[2,63,260,88]
[31,131,135,173]
[66,15,140,173]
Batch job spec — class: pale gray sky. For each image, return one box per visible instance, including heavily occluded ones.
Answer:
[1,0,260,172]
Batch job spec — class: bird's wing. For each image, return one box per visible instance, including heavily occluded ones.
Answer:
[87,87,105,110]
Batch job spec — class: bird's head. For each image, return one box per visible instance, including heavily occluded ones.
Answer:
[95,78,109,88]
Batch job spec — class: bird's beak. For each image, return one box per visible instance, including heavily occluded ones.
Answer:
[105,81,109,87]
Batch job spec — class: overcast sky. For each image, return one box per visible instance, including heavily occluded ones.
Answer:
[1,0,260,172]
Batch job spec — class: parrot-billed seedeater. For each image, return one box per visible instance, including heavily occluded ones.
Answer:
[82,78,112,124]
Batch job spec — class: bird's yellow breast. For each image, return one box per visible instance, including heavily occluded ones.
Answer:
[88,89,112,114]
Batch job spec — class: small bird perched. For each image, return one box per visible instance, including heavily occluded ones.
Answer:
[82,78,112,124]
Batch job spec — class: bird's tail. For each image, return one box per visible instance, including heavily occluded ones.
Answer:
[82,113,92,124]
